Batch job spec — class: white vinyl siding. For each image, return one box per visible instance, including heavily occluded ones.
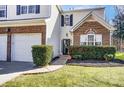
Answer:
[0,5,50,20]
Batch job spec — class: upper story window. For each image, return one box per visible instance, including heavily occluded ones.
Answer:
[16,5,40,15]
[64,15,70,26]
[28,5,35,13]
[21,6,27,14]
[61,14,73,27]
[0,5,7,17]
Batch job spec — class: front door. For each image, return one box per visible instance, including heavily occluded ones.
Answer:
[62,39,70,55]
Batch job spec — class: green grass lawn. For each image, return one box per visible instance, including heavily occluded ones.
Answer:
[2,66,124,87]
[115,52,124,60]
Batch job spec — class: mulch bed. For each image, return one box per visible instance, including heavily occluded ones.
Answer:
[66,59,124,67]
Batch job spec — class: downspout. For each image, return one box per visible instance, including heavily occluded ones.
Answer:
[110,30,112,46]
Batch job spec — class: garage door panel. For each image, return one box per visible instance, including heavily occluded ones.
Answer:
[0,34,7,61]
[12,33,42,62]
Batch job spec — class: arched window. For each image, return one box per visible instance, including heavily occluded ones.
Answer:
[87,29,95,34]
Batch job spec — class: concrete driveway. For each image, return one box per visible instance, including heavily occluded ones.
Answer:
[0,61,34,85]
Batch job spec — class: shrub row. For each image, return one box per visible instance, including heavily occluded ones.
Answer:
[32,45,53,66]
[69,46,116,60]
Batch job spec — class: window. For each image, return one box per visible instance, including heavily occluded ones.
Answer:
[64,15,70,26]
[80,34,102,46]
[0,5,6,17]
[95,34,102,46]
[80,35,87,45]
[16,5,40,15]
[28,5,35,13]
[88,35,95,46]
[21,6,27,14]
[61,14,73,27]
[35,5,40,14]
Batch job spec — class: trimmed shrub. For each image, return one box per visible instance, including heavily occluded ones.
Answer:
[72,55,82,60]
[69,46,116,60]
[32,45,53,66]
[104,54,114,61]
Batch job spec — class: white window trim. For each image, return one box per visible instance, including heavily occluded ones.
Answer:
[87,34,95,46]
[64,15,70,26]
[20,5,36,15]
[80,34,102,46]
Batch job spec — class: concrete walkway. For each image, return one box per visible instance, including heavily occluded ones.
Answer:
[0,55,69,85]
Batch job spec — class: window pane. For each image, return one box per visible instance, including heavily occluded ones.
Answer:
[95,42,101,46]
[35,5,40,14]
[80,42,87,45]
[0,10,5,17]
[88,42,94,46]
[0,5,6,10]
[21,6,27,14]
[64,15,70,26]
[95,34,102,42]
[88,35,94,42]
[28,5,35,13]
[0,5,6,17]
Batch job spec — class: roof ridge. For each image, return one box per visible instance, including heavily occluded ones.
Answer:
[62,7,105,13]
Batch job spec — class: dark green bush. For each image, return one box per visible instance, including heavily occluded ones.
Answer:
[69,46,116,60]
[72,55,82,60]
[32,45,53,66]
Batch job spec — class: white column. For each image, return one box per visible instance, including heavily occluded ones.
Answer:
[70,32,73,46]
[110,30,113,46]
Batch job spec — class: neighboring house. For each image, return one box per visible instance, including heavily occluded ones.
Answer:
[0,5,115,62]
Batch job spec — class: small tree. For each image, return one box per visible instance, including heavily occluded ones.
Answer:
[113,5,124,51]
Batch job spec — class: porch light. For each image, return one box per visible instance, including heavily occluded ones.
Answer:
[5,28,10,32]
[66,33,68,37]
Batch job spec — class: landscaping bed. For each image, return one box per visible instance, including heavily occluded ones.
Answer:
[67,59,124,67]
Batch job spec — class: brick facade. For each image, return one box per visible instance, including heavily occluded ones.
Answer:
[73,21,110,46]
[0,25,46,61]
[0,25,46,44]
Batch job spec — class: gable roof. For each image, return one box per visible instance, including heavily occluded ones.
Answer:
[70,11,115,32]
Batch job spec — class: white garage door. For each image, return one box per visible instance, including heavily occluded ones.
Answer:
[11,33,42,62]
[0,34,7,61]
